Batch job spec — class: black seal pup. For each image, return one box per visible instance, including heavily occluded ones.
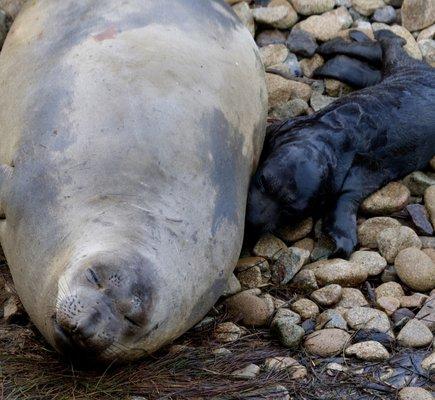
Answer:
[247,30,435,258]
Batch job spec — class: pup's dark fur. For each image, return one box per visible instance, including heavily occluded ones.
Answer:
[247,31,435,257]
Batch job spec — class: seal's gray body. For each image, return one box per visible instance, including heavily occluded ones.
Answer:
[0,0,267,360]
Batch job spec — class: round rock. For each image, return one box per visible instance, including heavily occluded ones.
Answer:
[345,341,390,361]
[345,307,392,334]
[360,182,410,215]
[272,320,305,348]
[395,248,435,291]
[358,217,401,248]
[310,259,368,287]
[311,284,343,306]
[397,318,434,348]
[377,226,422,263]
[375,282,405,300]
[304,328,351,356]
[350,251,387,276]
[290,298,319,320]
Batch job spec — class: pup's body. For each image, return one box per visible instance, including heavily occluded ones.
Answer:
[247,31,435,257]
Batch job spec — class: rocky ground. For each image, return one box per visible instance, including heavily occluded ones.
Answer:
[1,0,435,399]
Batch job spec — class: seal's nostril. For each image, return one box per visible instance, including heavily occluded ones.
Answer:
[85,268,101,288]
[124,315,141,327]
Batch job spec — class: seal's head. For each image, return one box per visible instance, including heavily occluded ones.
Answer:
[53,252,156,363]
[246,143,330,234]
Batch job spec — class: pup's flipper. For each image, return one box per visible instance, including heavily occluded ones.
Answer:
[374,29,423,75]
[322,154,390,258]
[318,37,382,64]
[313,55,382,88]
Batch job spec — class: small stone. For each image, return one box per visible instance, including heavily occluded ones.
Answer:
[245,385,291,400]
[316,309,348,330]
[325,78,353,97]
[290,0,335,15]
[293,237,315,253]
[304,328,351,356]
[375,282,405,300]
[310,91,335,111]
[281,52,303,77]
[253,1,298,30]
[415,294,435,331]
[232,364,260,379]
[406,204,434,236]
[301,54,325,79]
[253,233,287,259]
[419,39,435,67]
[311,284,342,306]
[423,248,435,263]
[377,226,421,263]
[256,29,288,47]
[167,344,191,355]
[310,258,368,286]
[372,5,397,23]
[421,352,435,371]
[401,0,435,32]
[272,319,305,348]
[225,290,274,326]
[350,251,387,276]
[214,322,243,343]
[291,298,320,319]
[260,44,289,68]
[345,341,390,361]
[377,296,401,316]
[326,362,348,373]
[263,356,305,378]
[212,347,232,357]
[372,23,423,59]
[272,307,302,326]
[358,217,401,248]
[236,257,270,285]
[277,217,313,242]
[286,29,318,57]
[271,247,311,285]
[417,24,435,41]
[400,293,428,308]
[290,269,319,292]
[392,308,415,329]
[294,7,353,42]
[232,2,255,37]
[352,0,386,16]
[425,185,435,228]
[403,171,435,196]
[222,273,242,296]
[265,73,312,109]
[270,98,309,119]
[335,288,368,309]
[395,248,435,291]
[361,182,410,215]
[345,307,392,334]
[420,235,435,248]
[397,319,433,347]
[236,266,262,289]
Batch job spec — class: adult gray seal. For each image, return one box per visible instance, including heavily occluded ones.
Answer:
[0,0,267,362]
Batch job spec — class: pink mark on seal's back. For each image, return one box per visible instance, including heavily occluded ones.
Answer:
[93,25,118,42]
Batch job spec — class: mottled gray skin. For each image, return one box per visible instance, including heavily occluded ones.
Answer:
[0,0,267,362]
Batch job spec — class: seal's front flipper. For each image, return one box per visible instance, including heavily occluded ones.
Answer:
[374,30,421,75]
[318,37,382,65]
[313,55,382,88]
[323,156,389,258]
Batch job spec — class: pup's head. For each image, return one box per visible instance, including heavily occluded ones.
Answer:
[246,144,330,234]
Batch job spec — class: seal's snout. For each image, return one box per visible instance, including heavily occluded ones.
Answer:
[54,257,155,361]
